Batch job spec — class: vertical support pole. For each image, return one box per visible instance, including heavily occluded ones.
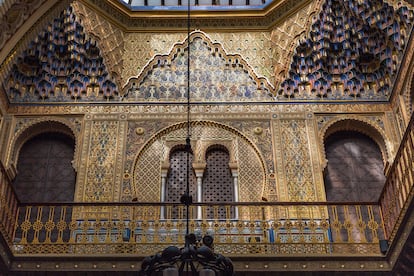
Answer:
[232,170,239,220]
[160,170,168,220]
[195,173,203,220]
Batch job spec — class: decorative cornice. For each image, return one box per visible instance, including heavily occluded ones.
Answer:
[80,0,312,31]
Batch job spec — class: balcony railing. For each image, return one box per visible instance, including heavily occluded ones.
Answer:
[0,113,412,258]
[379,113,414,242]
[10,202,384,256]
[0,162,18,245]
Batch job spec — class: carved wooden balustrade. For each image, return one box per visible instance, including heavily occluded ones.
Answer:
[379,113,414,242]
[0,163,19,246]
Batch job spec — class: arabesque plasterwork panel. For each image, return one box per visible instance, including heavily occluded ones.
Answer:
[226,120,274,174]
[121,33,186,84]
[206,32,274,84]
[272,114,317,201]
[72,1,125,88]
[122,32,272,102]
[77,118,125,203]
[122,120,171,202]
[270,0,323,84]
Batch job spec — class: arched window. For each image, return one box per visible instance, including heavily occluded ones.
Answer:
[13,132,76,202]
[202,147,234,219]
[324,131,385,202]
[165,147,197,218]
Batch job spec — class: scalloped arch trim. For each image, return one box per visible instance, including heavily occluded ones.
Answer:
[320,117,389,165]
[8,119,77,170]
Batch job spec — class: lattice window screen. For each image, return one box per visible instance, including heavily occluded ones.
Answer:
[165,149,197,218]
[202,148,234,219]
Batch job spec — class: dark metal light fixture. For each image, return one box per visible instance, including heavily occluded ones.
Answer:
[140,1,234,275]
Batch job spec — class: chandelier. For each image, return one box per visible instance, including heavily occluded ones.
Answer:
[139,1,234,276]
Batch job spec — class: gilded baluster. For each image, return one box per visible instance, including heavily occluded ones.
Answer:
[295,219,305,243]
[68,220,78,243]
[201,219,208,239]
[178,205,184,220]
[226,221,233,243]
[226,205,231,221]
[19,207,32,244]
[165,221,173,243]
[166,205,171,220]
[367,205,379,243]
[80,221,90,243]
[104,221,112,243]
[128,220,136,243]
[153,220,160,243]
[44,207,55,244]
[56,207,67,243]
[343,205,354,243]
[355,205,367,243]
[238,221,246,243]
[213,221,220,242]
[141,221,148,243]
[93,220,101,243]
[177,221,184,244]
[330,205,343,243]
[32,207,44,244]
[308,219,318,243]
[308,207,317,243]
[273,221,282,243]
[285,219,293,243]
[320,220,330,244]
[261,220,269,243]
[159,221,166,243]
[117,221,125,243]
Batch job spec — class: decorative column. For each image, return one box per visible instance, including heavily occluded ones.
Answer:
[160,163,170,220]
[193,162,206,220]
[229,162,239,220]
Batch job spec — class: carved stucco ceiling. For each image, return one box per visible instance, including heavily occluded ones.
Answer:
[0,0,413,104]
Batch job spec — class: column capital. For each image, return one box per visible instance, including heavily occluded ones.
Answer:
[193,162,206,177]
[161,161,170,177]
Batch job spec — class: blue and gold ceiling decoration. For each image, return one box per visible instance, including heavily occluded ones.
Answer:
[2,0,414,104]
[5,6,118,103]
[278,0,413,101]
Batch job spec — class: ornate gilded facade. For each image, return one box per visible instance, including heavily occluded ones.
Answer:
[0,0,413,274]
